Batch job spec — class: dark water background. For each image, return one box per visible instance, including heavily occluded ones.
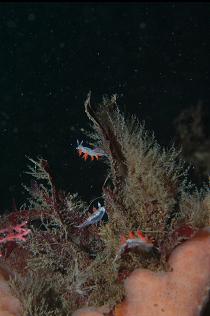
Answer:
[0,3,210,212]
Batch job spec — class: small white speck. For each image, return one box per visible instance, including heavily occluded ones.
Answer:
[139,22,146,29]
[28,13,36,21]
[7,20,16,28]
[59,42,65,48]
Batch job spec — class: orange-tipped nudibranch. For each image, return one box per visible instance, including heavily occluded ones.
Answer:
[114,230,155,262]
[76,140,108,161]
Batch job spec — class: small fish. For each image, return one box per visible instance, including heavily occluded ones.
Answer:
[75,202,106,229]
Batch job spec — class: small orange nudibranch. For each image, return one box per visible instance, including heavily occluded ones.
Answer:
[76,140,108,161]
[114,230,155,262]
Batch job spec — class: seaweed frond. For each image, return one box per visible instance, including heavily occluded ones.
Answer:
[84,93,210,258]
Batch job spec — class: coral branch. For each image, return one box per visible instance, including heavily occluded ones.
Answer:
[0,221,31,244]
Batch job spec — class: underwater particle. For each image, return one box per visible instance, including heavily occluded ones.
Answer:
[27,13,36,21]
[59,42,65,48]
[7,20,16,28]
[139,22,146,29]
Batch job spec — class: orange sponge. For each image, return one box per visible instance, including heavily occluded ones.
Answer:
[73,228,210,316]
[0,266,22,316]
[1,228,210,316]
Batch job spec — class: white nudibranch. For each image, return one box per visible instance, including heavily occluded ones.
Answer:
[75,202,106,229]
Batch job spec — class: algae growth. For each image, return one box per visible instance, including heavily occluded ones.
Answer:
[0,94,209,315]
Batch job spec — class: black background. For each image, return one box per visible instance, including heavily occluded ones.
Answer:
[0,3,210,212]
